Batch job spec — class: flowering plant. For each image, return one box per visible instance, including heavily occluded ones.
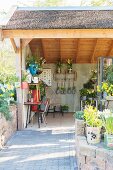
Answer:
[66,58,73,69]
[97,82,113,96]
[84,105,102,127]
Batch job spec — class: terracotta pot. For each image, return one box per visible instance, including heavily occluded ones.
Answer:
[86,126,101,144]
[21,82,28,89]
[31,90,40,111]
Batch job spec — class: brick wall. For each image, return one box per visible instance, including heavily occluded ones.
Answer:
[76,135,113,170]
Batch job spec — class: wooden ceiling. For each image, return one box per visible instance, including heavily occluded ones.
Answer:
[29,38,113,63]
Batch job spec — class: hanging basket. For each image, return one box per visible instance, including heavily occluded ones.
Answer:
[21,82,28,89]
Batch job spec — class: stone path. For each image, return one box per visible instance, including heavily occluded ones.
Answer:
[0,129,78,170]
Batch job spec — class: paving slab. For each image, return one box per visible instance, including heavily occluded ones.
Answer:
[0,128,77,170]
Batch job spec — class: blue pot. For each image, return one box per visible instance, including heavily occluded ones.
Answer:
[29,64,38,76]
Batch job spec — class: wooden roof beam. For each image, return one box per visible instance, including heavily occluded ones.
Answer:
[3,29,113,39]
[107,40,113,56]
[10,38,18,53]
[22,38,32,48]
[91,39,98,63]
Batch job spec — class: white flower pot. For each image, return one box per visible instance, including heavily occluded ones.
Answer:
[106,96,113,100]
[86,126,101,144]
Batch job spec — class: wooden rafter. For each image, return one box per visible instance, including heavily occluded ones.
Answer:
[10,38,18,53]
[41,39,46,60]
[22,38,32,48]
[75,39,80,63]
[107,40,113,56]
[59,39,62,61]
[3,29,113,39]
[91,39,98,63]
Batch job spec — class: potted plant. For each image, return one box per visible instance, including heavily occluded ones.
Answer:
[66,58,73,73]
[84,105,102,144]
[61,105,69,112]
[80,88,88,100]
[100,109,113,149]
[97,82,113,100]
[26,56,46,75]
[37,57,46,74]
[21,71,29,89]
[56,60,63,73]
[74,111,85,136]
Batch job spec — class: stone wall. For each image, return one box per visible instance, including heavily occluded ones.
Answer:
[76,135,113,170]
[0,105,17,149]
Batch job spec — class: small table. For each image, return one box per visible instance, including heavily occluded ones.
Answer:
[24,102,41,128]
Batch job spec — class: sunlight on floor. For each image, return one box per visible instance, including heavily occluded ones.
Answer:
[27,112,75,131]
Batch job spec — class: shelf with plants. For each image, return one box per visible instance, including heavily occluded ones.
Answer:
[80,69,97,109]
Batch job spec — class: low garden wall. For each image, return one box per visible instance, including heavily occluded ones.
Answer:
[0,105,17,149]
[76,135,113,170]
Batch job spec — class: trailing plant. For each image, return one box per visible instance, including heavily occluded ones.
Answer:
[26,55,46,67]
[39,80,47,99]
[84,105,102,127]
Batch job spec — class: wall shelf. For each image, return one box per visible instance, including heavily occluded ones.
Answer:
[54,71,77,81]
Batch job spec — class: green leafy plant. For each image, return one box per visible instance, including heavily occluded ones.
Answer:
[97,82,113,96]
[66,58,73,70]
[80,88,88,97]
[61,105,69,112]
[74,111,84,120]
[84,105,102,127]
[39,80,46,99]
[106,65,113,84]
[0,96,11,120]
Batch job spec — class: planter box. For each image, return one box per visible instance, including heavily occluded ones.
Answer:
[21,82,28,89]
[86,126,101,144]
[104,134,113,149]
[75,119,85,136]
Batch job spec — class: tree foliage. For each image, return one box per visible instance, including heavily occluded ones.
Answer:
[80,0,113,6]
[34,0,62,7]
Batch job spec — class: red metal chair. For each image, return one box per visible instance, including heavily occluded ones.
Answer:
[37,99,49,128]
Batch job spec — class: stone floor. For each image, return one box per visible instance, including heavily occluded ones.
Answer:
[0,113,78,170]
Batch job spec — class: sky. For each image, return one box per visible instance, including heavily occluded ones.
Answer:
[0,0,82,12]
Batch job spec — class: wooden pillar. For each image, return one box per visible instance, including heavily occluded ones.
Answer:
[16,39,23,130]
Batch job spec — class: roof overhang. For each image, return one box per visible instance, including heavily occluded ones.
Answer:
[2,29,113,39]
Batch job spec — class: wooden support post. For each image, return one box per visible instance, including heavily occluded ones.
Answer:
[15,39,23,130]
